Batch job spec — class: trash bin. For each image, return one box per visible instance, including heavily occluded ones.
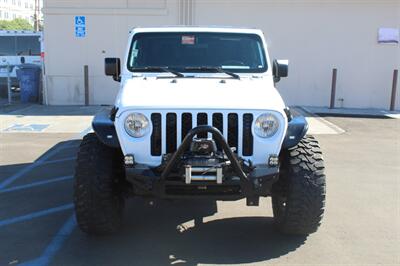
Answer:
[16,64,41,103]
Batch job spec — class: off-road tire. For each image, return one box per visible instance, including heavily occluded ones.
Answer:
[74,133,125,235]
[272,135,326,235]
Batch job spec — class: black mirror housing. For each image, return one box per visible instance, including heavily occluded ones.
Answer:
[105,58,121,82]
[273,59,289,83]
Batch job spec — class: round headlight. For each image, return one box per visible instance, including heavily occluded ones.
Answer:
[254,113,280,138]
[124,113,150,138]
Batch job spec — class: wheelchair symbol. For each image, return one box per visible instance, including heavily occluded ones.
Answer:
[75,16,85,26]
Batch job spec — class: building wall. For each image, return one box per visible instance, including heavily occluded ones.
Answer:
[43,0,180,105]
[0,0,38,24]
[43,0,400,109]
[194,0,400,109]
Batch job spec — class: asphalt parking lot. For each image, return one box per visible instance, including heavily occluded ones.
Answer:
[0,105,399,266]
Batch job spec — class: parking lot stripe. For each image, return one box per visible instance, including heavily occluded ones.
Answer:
[0,143,71,190]
[7,105,35,115]
[0,125,91,190]
[19,214,77,266]
[0,204,73,228]
[0,175,73,194]
[297,106,345,134]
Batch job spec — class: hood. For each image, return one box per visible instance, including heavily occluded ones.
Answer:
[116,76,286,112]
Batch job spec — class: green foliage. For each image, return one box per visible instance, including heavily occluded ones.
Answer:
[0,19,33,31]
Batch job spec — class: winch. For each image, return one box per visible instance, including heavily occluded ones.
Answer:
[184,138,227,184]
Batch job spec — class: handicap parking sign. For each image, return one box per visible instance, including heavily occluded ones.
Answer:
[75,16,86,38]
[75,16,85,26]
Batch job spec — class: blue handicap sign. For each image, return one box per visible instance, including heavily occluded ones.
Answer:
[75,16,86,26]
[75,28,86,37]
[75,16,86,38]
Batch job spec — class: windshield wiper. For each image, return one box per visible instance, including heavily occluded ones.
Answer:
[184,66,240,79]
[132,66,185,78]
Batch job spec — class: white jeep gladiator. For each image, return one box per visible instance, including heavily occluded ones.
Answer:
[73,27,326,235]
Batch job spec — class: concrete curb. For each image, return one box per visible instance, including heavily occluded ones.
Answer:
[301,106,400,119]
[294,106,346,135]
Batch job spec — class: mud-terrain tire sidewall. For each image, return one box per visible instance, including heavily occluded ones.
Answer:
[74,133,125,234]
[272,135,326,235]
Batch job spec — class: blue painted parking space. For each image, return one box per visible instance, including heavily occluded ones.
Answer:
[0,133,79,266]
[4,124,50,132]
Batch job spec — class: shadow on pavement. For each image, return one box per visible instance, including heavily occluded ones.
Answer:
[0,138,306,266]
[60,199,306,266]
[0,139,80,185]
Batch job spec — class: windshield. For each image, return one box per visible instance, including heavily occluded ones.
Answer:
[127,32,267,73]
[0,36,41,56]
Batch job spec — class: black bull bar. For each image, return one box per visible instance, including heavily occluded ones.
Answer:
[127,126,279,204]
[161,125,248,181]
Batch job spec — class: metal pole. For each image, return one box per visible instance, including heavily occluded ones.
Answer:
[6,63,12,105]
[330,68,337,109]
[390,69,398,111]
[34,0,39,31]
[84,65,89,106]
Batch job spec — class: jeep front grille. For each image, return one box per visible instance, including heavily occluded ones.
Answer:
[151,113,162,156]
[150,112,254,157]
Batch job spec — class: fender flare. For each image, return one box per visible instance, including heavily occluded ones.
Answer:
[92,108,120,148]
[282,116,309,149]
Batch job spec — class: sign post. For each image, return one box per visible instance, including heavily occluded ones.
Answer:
[7,63,12,104]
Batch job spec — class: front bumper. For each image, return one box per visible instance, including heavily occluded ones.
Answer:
[125,126,279,205]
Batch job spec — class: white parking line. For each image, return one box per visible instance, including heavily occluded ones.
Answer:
[0,121,92,266]
[18,214,76,266]
[0,175,73,194]
[295,107,345,135]
[0,124,90,190]
[0,142,72,190]
[0,204,73,228]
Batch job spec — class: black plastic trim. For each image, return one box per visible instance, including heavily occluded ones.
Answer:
[284,107,293,122]
[92,108,120,148]
[228,113,238,153]
[181,113,192,142]
[151,113,162,156]
[282,116,309,149]
[197,113,208,138]
[242,113,254,156]
[166,113,177,154]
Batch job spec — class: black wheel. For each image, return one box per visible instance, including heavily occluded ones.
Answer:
[74,133,125,235]
[272,135,326,235]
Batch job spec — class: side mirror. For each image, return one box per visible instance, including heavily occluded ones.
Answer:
[273,59,289,83]
[105,58,121,82]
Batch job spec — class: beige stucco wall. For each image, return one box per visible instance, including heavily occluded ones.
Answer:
[43,0,400,109]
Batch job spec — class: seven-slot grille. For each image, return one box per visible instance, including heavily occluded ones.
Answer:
[151,112,254,157]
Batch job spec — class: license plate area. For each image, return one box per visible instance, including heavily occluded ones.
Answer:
[185,166,223,184]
